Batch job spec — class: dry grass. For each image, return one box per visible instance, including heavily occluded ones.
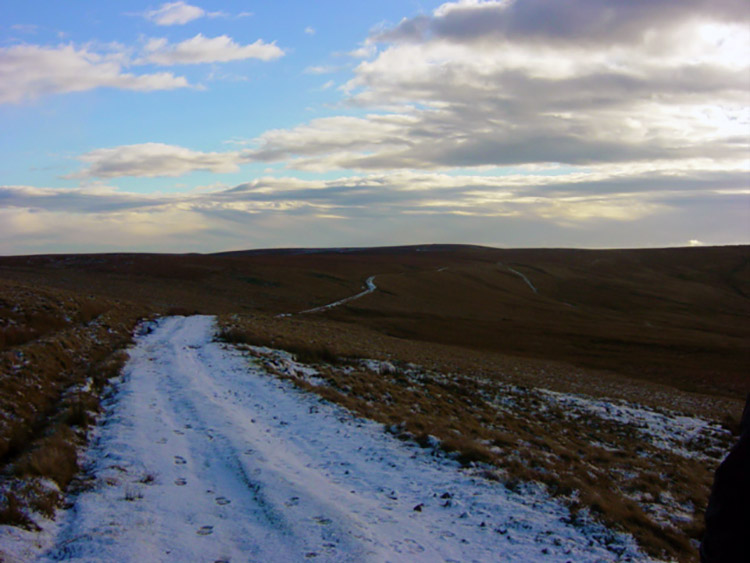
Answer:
[16,426,79,490]
[0,279,144,528]
[0,491,38,530]
[3,246,747,399]
[218,327,342,365]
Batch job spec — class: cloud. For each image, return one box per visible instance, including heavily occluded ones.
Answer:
[304,64,343,75]
[68,143,251,178]
[144,2,206,26]
[141,34,284,65]
[10,24,39,34]
[378,0,748,46]
[3,1,747,253]
[3,163,748,253]
[0,43,189,103]
[0,184,166,213]
[226,0,748,174]
[305,27,316,36]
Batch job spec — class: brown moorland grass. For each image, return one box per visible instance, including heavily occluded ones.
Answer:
[1,245,747,399]
[0,279,145,527]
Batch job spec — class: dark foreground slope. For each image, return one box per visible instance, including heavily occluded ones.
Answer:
[1,245,747,400]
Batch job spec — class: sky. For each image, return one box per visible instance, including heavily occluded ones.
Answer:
[1,0,748,254]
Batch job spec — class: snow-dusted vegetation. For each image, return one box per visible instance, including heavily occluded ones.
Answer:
[231,325,735,561]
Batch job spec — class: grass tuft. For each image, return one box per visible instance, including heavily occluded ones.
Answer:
[17,426,79,490]
[0,492,39,530]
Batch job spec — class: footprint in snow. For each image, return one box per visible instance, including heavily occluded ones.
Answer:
[215,497,231,506]
[285,496,300,507]
[197,526,214,536]
[322,542,338,553]
[313,516,332,526]
[174,456,187,465]
[156,437,167,444]
[174,478,187,486]
[174,430,185,436]
[391,539,425,554]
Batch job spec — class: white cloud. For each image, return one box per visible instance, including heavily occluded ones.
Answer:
[230,0,749,174]
[68,143,251,178]
[0,43,189,103]
[305,27,316,36]
[3,164,748,253]
[348,42,377,59]
[144,2,206,26]
[10,24,39,34]
[141,34,284,65]
[304,64,342,75]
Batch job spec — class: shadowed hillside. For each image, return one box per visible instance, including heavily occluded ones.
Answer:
[1,245,748,399]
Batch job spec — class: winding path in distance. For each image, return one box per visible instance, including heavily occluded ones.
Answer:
[297,276,378,315]
[499,263,538,294]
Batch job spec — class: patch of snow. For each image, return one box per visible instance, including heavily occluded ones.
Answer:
[246,345,327,386]
[501,263,538,294]
[538,389,731,459]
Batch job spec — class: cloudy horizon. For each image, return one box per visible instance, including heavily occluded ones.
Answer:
[1,0,748,254]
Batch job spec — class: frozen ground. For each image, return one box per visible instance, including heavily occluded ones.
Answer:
[536,389,730,460]
[1,315,656,562]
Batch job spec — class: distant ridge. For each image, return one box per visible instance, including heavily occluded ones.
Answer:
[211,243,492,257]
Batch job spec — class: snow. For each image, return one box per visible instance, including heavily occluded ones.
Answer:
[1,315,657,562]
[537,389,730,460]
[501,264,538,294]
[298,276,377,315]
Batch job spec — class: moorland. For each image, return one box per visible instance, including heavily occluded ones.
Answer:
[1,244,748,561]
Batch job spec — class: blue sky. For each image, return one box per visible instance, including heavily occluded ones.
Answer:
[1,1,748,253]
[2,1,438,189]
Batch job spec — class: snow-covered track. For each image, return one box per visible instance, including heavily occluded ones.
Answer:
[500,263,539,294]
[12,316,652,562]
[298,276,377,314]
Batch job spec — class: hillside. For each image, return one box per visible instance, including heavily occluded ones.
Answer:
[1,245,748,399]
[1,244,748,561]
